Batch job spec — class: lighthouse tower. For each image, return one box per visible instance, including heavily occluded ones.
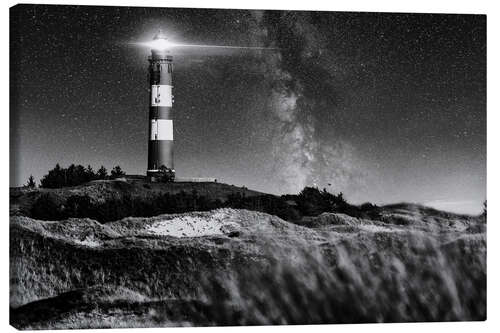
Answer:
[147,31,175,181]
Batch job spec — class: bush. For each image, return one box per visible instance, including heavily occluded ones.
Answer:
[26,175,36,188]
[32,191,226,223]
[31,194,66,220]
[293,187,348,217]
[224,193,301,221]
[110,166,125,179]
[359,202,382,220]
[158,165,175,182]
[66,195,93,218]
[96,166,108,180]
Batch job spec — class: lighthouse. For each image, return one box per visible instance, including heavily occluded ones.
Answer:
[147,31,175,181]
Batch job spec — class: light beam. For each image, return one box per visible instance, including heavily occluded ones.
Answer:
[133,41,276,51]
[132,30,276,51]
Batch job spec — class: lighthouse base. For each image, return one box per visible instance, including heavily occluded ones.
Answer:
[147,169,175,182]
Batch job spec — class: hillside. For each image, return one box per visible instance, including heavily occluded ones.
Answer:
[10,202,486,328]
[10,177,265,219]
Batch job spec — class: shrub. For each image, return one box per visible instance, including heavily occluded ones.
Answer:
[158,165,175,182]
[85,165,96,181]
[26,175,36,188]
[31,193,66,220]
[294,187,349,217]
[66,195,93,218]
[110,166,125,179]
[359,202,382,220]
[96,166,108,180]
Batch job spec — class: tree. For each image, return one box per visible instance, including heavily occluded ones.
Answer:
[110,165,125,179]
[26,175,36,188]
[40,163,99,188]
[74,164,87,185]
[85,165,96,181]
[97,165,108,179]
[40,163,66,188]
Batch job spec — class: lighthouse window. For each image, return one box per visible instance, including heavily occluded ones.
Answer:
[150,120,157,141]
[154,86,161,104]
[151,85,172,107]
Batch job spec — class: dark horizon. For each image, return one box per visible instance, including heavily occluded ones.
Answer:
[10,5,486,214]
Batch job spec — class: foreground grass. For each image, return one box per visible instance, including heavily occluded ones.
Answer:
[200,232,486,325]
[10,209,486,328]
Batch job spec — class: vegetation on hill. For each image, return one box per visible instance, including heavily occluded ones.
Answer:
[25,185,382,224]
[19,162,384,222]
[39,163,123,188]
[26,164,473,223]
[110,165,125,179]
[26,175,36,188]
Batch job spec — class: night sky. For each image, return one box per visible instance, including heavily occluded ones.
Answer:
[10,5,486,214]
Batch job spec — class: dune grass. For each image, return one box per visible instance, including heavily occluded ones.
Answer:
[10,209,486,328]
[198,228,486,325]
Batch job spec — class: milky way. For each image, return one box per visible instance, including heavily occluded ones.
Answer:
[10,5,486,213]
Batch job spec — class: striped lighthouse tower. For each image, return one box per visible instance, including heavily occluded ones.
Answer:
[147,31,175,181]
